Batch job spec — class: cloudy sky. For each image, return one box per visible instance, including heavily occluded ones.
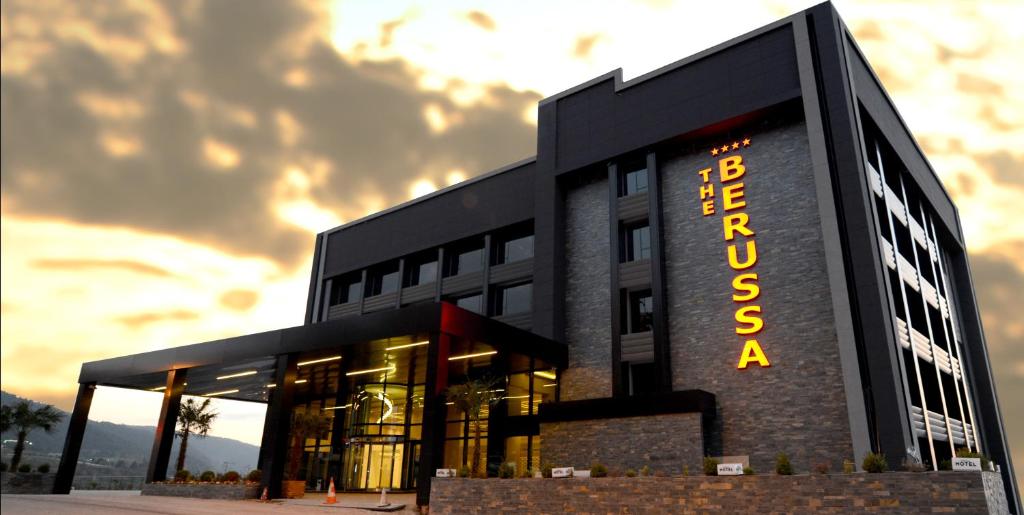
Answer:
[1,0,1021,474]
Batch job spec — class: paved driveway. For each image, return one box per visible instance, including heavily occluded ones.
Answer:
[0,491,419,514]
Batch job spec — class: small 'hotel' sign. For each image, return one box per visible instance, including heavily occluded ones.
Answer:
[717,463,744,476]
[551,467,574,478]
[952,458,981,471]
[697,138,771,370]
[435,468,457,477]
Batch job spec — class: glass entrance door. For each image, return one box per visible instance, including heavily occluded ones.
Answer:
[342,438,406,490]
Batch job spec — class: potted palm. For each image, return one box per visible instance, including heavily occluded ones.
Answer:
[283,411,331,498]
[446,377,502,478]
[175,398,217,473]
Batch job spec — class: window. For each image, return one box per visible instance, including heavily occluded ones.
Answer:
[621,362,658,395]
[329,275,361,305]
[494,283,532,316]
[620,167,648,196]
[621,223,651,262]
[496,235,534,264]
[365,264,400,297]
[453,293,483,314]
[623,289,653,334]
[404,258,438,287]
[445,242,484,277]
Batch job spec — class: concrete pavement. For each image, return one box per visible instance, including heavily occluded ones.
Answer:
[0,490,419,514]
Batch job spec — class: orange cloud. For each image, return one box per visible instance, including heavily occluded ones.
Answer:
[32,258,175,278]
[114,309,200,329]
[465,11,496,31]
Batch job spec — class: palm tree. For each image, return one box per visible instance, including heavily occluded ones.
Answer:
[446,376,502,478]
[286,411,332,481]
[2,401,63,471]
[175,398,217,472]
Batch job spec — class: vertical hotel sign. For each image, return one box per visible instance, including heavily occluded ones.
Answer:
[697,138,771,369]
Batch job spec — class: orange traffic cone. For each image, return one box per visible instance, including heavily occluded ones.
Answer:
[324,477,337,505]
[260,486,269,502]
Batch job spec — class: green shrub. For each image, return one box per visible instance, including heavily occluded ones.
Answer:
[842,459,856,473]
[198,470,216,482]
[955,449,991,471]
[681,465,689,476]
[520,467,534,478]
[541,463,552,478]
[18,464,31,473]
[246,469,262,482]
[640,465,651,477]
[590,463,608,478]
[862,452,888,473]
[175,469,191,482]
[703,457,719,476]
[775,453,793,475]
[498,462,515,479]
[939,459,952,471]
[743,466,755,475]
[37,463,50,473]
[625,468,637,477]
[221,470,241,483]
[458,465,471,478]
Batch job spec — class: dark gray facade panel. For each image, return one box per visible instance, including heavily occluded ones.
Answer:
[552,26,801,175]
[322,161,536,277]
[562,179,613,401]
[792,12,873,470]
[805,2,916,466]
[661,118,854,472]
[846,43,961,243]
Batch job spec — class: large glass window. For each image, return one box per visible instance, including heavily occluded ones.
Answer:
[496,235,533,264]
[445,242,484,277]
[623,289,654,334]
[330,275,362,305]
[494,283,532,316]
[404,257,438,287]
[620,167,649,196]
[365,264,400,297]
[621,223,651,262]
[453,293,483,314]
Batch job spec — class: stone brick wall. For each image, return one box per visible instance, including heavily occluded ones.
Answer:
[429,472,1009,514]
[540,413,703,473]
[660,119,854,471]
[562,178,612,401]
[140,482,260,500]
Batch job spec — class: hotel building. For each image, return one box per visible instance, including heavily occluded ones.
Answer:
[54,2,1019,510]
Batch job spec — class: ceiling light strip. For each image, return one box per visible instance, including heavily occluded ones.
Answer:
[297,355,341,367]
[216,370,258,380]
[202,389,239,397]
[385,341,429,351]
[345,366,396,376]
[447,351,497,361]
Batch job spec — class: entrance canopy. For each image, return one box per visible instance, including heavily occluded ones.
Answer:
[55,302,567,501]
[77,302,567,403]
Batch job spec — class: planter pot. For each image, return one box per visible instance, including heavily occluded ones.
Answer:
[282,480,306,499]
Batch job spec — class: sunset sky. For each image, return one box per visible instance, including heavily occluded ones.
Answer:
[1,0,1021,477]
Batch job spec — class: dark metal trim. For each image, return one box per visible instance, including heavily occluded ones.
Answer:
[146,369,187,483]
[645,151,672,392]
[537,390,716,423]
[259,354,298,498]
[306,233,325,325]
[53,383,95,494]
[607,162,623,397]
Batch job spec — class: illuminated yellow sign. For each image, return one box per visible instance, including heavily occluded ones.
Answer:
[697,139,771,370]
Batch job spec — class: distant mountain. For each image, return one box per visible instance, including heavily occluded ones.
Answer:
[1,390,259,476]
